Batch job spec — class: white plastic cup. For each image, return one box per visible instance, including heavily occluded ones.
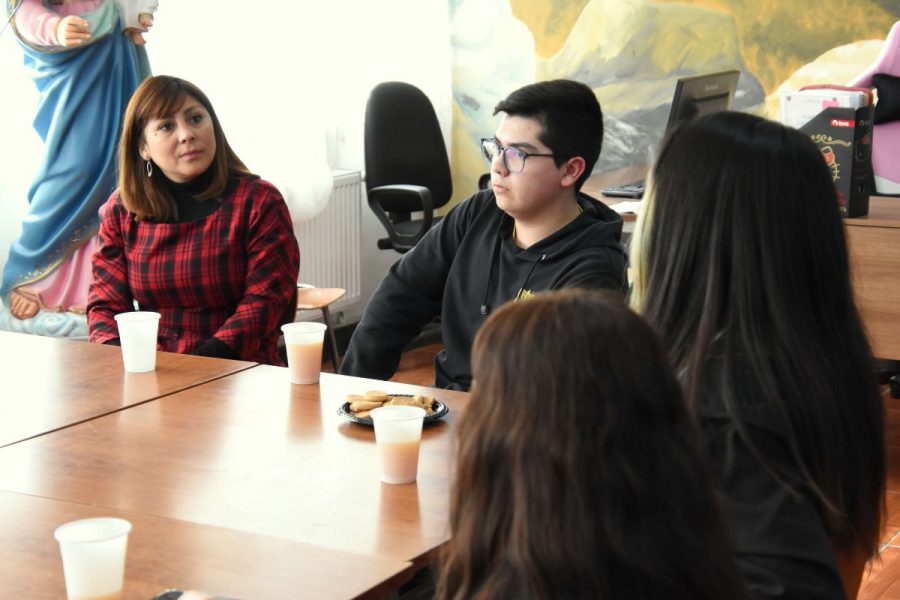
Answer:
[281,322,327,384]
[113,311,160,373]
[371,405,426,484]
[54,517,132,600]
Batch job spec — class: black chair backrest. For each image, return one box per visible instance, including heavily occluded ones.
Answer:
[364,82,453,213]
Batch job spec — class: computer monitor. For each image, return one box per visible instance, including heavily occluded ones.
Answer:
[665,69,741,132]
[601,69,742,199]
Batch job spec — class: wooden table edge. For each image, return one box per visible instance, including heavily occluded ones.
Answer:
[0,361,261,449]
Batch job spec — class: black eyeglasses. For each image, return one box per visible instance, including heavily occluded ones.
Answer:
[481,138,557,174]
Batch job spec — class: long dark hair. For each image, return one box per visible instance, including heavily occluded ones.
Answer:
[436,289,747,600]
[118,75,255,221]
[631,111,884,558]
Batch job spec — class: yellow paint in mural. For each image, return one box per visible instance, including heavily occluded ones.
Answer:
[447,100,488,213]
[653,0,895,92]
[509,0,590,58]
[451,0,897,205]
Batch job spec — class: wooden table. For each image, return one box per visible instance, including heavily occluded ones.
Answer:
[0,331,255,447]
[845,197,900,361]
[0,369,470,587]
[0,490,414,600]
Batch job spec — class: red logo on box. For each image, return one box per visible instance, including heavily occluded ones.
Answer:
[830,119,854,128]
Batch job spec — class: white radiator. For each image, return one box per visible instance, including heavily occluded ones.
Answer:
[295,169,361,311]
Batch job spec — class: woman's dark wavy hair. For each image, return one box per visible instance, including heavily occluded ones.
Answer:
[118,75,255,221]
[436,289,747,600]
[631,111,885,559]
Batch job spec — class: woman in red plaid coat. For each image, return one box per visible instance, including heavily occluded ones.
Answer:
[87,75,300,366]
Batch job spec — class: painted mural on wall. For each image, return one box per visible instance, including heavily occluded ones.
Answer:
[0,0,152,337]
[449,0,900,202]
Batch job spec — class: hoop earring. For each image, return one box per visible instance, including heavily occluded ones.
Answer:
[146,160,153,178]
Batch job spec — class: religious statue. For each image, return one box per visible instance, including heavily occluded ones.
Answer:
[0,0,154,337]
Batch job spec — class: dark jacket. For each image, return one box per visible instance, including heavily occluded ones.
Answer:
[701,365,847,600]
[341,189,626,389]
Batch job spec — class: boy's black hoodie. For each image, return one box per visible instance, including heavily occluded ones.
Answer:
[341,189,626,390]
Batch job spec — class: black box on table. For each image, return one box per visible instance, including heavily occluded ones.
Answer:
[799,105,874,218]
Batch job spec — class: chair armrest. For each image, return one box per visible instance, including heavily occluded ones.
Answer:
[368,184,435,248]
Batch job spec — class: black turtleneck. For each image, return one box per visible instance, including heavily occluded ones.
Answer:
[162,170,222,223]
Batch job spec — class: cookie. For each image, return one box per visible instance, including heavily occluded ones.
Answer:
[350,400,384,413]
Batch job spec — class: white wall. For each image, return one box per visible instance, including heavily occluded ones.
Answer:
[0,0,453,320]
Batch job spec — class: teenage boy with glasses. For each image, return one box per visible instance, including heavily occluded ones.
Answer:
[342,79,626,391]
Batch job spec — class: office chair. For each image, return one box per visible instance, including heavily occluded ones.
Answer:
[364,81,453,253]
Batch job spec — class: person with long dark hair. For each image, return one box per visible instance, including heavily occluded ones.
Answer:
[630,111,885,599]
[87,75,300,365]
[436,289,746,600]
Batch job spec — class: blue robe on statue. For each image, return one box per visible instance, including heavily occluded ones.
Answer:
[1,0,149,305]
